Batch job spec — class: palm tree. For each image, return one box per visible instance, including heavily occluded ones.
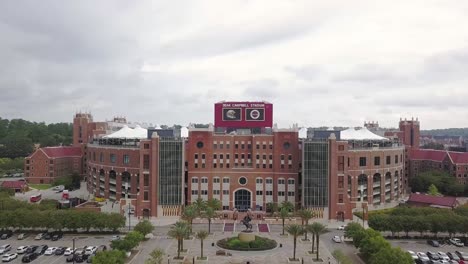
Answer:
[307,222,327,260]
[203,207,217,234]
[196,230,209,259]
[167,221,189,259]
[298,209,314,241]
[145,248,165,264]
[206,198,221,210]
[281,200,295,212]
[192,197,207,214]
[286,224,304,261]
[266,202,278,216]
[279,207,289,235]
[181,205,197,234]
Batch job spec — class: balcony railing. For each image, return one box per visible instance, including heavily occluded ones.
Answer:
[373,183,381,188]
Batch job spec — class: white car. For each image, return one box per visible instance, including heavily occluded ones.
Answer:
[45,247,57,255]
[417,252,430,262]
[332,235,342,243]
[34,233,44,240]
[110,235,120,241]
[16,246,28,254]
[0,245,11,254]
[84,246,97,255]
[407,250,418,260]
[438,252,450,261]
[450,238,464,247]
[64,247,74,256]
[1,253,17,262]
[337,225,346,230]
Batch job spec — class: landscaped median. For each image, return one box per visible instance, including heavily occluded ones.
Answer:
[217,235,277,251]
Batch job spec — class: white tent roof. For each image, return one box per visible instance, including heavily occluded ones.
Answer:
[103,125,147,139]
[133,125,148,138]
[340,127,389,141]
[181,127,189,138]
[298,127,307,139]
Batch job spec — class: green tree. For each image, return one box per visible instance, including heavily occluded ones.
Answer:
[308,222,327,260]
[196,230,209,259]
[206,198,221,210]
[344,222,364,239]
[279,207,289,235]
[428,184,440,196]
[286,224,304,261]
[106,213,126,232]
[92,250,126,264]
[266,202,278,215]
[167,221,189,259]
[359,235,391,259]
[181,205,197,234]
[298,209,313,241]
[413,216,429,237]
[332,249,353,264]
[134,220,155,236]
[368,214,389,232]
[192,197,207,215]
[203,207,217,234]
[281,200,294,212]
[145,248,164,264]
[369,247,413,264]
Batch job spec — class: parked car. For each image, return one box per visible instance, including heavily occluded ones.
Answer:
[53,185,64,192]
[17,234,29,240]
[427,251,440,261]
[16,246,29,254]
[455,251,468,260]
[66,254,75,262]
[450,238,464,247]
[21,252,38,263]
[407,250,418,260]
[1,253,17,262]
[64,247,75,256]
[34,233,44,240]
[51,232,63,241]
[437,252,450,261]
[45,247,57,255]
[43,232,52,240]
[417,252,430,262]
[332,235,342,243]
[0,231,13,240]
[110,235,120,241]
[96,245,107,253]
[86,254,95,263]
[427,240,440,247]
[55,247,66,255]
[75,253,89,263]
[34,245,48,255]
[447,252,460,261]
[337,225,346,230]
[25,246,38,254]
[0,244,11,254]
[84,246,97,255]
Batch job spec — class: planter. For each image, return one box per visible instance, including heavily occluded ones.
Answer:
[312,258,324,262]
[172,256,186,263]
[196,256,208,263]
[287,257,301,263]
[299,238,311,244]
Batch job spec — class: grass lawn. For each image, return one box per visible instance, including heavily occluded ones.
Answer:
[29,184,52,190]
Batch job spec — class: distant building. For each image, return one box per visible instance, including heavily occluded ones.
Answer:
[1,180,28,193]
[406,193,459,209]
[24,146,83,184]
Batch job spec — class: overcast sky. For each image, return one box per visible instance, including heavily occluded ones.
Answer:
[1,1,467,129]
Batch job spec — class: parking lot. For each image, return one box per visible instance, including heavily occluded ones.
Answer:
[390,238,468,262]
[0,233,113,263]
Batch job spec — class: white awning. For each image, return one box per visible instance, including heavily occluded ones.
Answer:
[103,125,147,139]
[340,127,389,141]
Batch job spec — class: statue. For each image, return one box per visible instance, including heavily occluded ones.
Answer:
[240,209,254,232]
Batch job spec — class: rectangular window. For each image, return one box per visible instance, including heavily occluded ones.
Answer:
[266,179,273,184]
[191,190,198,195]
[226,164,230,168]
[110,154,116,163]
[220,154,223,159]
[288,154,292,160]
[213,163,217,168]
[123,155,130,164]
[374,157,380,166]
[386,156,391,165]
[195,163,198,168]
[192,178,198,183]
[201,178,208,183]
[338,176,344,188]
[235,154,239,159]
[269,154,273,159]
[226,154,230,159]
[227,143,230,149]
[220,143,223,149]
[278,191,285,196]
[266,190,273,195]
[288,191,295,196]
[195,154,198,159]
[213,143,217,149]
[144,192,149,201]
[288,164,292,169]
[222,190,229,195]
[143,155,150,169]
[235,143,239,149]
[144,144,150,149]
[144,174,149,186]
[288,179,295,185]
[202,163,205,168]
[93,152,96,161]
[241,143,245,149]
[223,178,230,183]
[269,164,273,169]
[263,144,266,149]
[213,190,220,195]
[338,194,344,203]
[338,145,344,151]
[256,144,260,150]
[278,179,285,184]
[202,154,205,159]
[263,164,266,169]
[281,164,285,169]
[201,190,208,195]
[256,178,263,184]
[256,190,263,195]
[100,153,104,162]
[241,154,245,159]
[248,143,251,149]
[338,156,344,171]
[359,157,366,167]
[213,154,217,159]
[281,155,285,160]
[213,178,220,183]
[395,155,398,164]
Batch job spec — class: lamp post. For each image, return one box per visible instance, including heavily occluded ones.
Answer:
[72,237,75,264]
[125,181,131,231]
[167,254,170,264]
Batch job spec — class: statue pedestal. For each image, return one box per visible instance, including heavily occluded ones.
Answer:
[238,232,255,242]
